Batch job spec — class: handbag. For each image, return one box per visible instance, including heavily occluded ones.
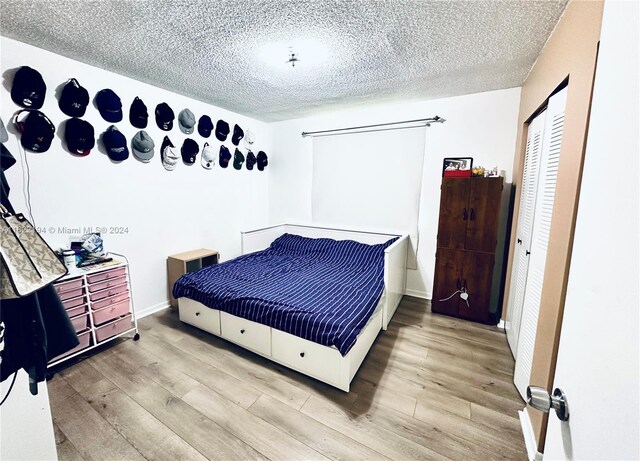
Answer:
[0,205,68,298]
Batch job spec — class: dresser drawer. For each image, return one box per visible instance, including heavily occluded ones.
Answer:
[62,294,86,309]
[57,286,85,301]
[92,291,130,310]
[87,266,127,285]
[95,314,133,343]
[66,304,87,318]
[88,275,127,293]
[220,312,271,356]
[49,330,91,364]
[271,329,342,385]
[54,277,83,295]
[92,298,130,326]
[69,312,89,334]
[179,299,220,335]
[89,283,128,301]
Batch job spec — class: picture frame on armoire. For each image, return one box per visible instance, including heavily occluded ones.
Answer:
[442,157,473,177]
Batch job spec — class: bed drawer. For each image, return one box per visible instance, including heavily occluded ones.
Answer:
[220,312,271,356]
[272,329,342,385]
[87,266,127,285]
[179,299,220,335]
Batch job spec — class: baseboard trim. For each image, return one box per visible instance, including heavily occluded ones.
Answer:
[404,288,430,299]
[519,408,543,461]
[136,301,170,319]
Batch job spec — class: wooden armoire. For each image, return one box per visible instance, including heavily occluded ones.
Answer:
[432,176,503,323]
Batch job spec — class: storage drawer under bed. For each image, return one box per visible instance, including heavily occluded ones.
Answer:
[220,311,271,356]
[178,298,220,335]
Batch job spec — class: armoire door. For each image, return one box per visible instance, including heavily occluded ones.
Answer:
[506,108,547,356]
[459,251,495,323]
[436,178,471,250]
[513,86,567,399]
[432,248,464,316]
[465,177,503,253]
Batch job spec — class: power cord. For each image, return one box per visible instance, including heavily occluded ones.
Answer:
[0,372,18,406]
[439,287,470,308]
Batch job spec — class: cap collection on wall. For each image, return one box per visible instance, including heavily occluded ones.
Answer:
[5,65,268,171]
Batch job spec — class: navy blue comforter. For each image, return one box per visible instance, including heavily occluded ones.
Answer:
[173,233,396,355]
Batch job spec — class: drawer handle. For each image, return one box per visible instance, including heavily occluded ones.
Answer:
[195,312,200,316]
[240,329,245,334]
[299,352,305,358]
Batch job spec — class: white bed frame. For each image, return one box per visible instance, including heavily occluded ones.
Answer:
[177,224,408,391]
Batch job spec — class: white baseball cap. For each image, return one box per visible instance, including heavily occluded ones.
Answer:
[201,142,216,169]
[160,136,179,171]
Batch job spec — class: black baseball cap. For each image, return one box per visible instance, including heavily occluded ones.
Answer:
[198,115,213,138]
[59,78,89,117]
[246,150,257,170]
[102,125,129,161]
[215,119,230,141]
[155,103,174,131]
[96,89,123,122]
[129,97,148,129]
[219,145,231,168]
[232,124,244,146]
[11,66,46,109]
[181,138,199,164]
[233,148,245,170]
[65,118,95,156]
[257,151,269,171]
[13,110,55,152]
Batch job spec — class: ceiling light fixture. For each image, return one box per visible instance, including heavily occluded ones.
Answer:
[286,48,300,68]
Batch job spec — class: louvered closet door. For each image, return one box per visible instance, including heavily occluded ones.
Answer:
[506,110,547,356]
[514,87,568,399]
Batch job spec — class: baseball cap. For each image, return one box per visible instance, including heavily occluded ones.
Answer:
[219,145,231,168]
[178,109,196,134]
[12,110,55,152]
[65,118,95,156]
[96,89,123,122]
[59,78,89,117]
[102,125,129,161]
[181,138,199,164]
[198,115,213,138]
[201,142,216,169]
[232,124,244,146]
[215,119,230,141]
[244,129,255,149]
[129,97,148,129]
[245,150,257,170]
[257,151,269,171]
[155,103,174,131]
[233,148,245,170]
[161,136,179,171]
[11,66,46,109]
[131,130,155,162]
[0,117,8,144]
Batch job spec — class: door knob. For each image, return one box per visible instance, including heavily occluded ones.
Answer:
[527,386,570,421]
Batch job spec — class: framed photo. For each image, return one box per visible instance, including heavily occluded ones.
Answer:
[442,157,473,176]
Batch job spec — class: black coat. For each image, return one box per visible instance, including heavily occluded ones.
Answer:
[1,143,79,395]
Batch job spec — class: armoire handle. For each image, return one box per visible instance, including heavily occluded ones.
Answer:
[526,250,531,256]
[470,208,475,221]
[463,208,468,221]
[517,238,522,245]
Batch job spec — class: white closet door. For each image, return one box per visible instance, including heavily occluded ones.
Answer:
[513,87,568,399]
[506,110,547,356]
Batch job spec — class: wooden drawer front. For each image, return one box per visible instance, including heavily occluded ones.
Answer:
[54,277,83,295]
[92,291,130,311]
[57,286,84,301]
[220,312,271,356]
[88,275,127,293]
[86,266,127,285]
[271,329,341,385]
[62,294,86,309]
[89,283,129,302]
[95,314,133,343]
[66,304,87,318]
[49,330,91,363]
[70,313,89,333]
[92,298,130,326]
[179,299,220,335]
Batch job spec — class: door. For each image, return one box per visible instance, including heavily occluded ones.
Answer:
[466,177,503,252]
[506,109,547,355]
[432,248,464,316]
[458,251,495,323]
[436,178,470,250]
[543,2,639,458]
[514,86,567,399]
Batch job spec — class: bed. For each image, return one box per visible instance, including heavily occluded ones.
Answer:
[173,224,408,391]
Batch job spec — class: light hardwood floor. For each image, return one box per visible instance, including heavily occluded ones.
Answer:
[48,296,527,460]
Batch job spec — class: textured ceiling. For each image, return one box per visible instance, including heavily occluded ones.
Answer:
[0,0,567,122]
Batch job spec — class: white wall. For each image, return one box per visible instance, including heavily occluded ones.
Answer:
[0,37,272,315]
[269,88,521,300]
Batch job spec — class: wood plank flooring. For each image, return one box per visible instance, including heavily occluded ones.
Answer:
[48,296,527,460]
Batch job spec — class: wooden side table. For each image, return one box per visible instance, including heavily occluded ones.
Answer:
[167,249,219,308]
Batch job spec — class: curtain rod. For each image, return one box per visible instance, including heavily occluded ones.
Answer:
[301,116,446,137]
